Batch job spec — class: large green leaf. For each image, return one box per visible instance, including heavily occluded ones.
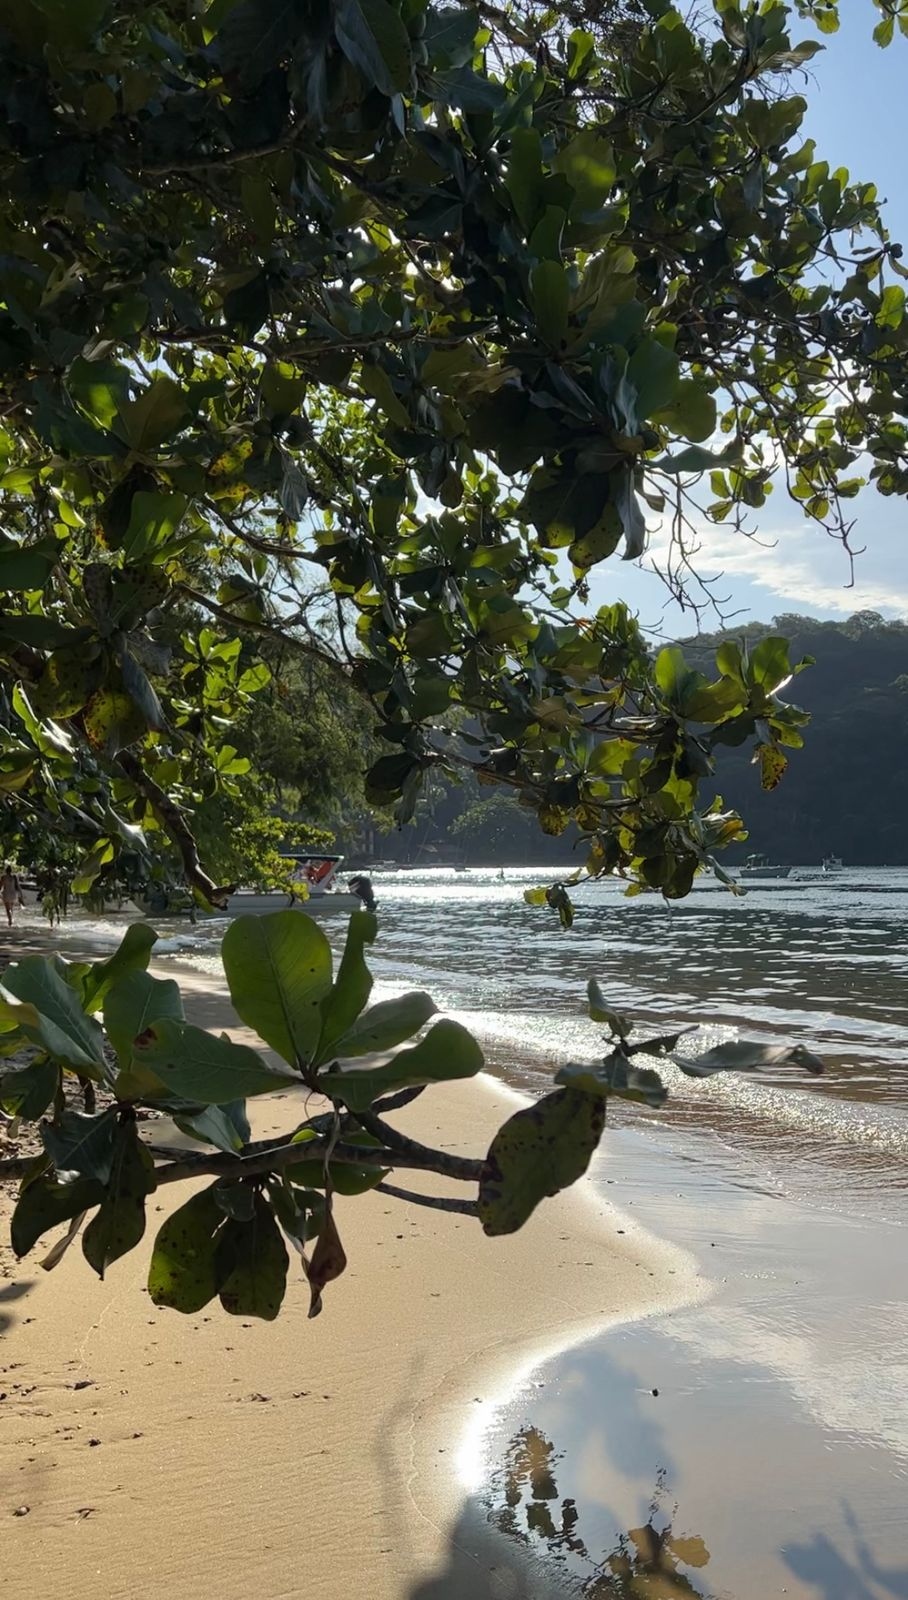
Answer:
[121,490,188,562]
[335,0,412,97]
[11,1172,105,1258]
[130,1018,296,1104]
[117,375,189,451]
[82,1120,156,1277]
[477,1087,606,1236]
[0,1058,59,1120]
[174,1101,250,1155]
[530,261,570,348]
[82,922,158,1013]
[41,1107,119,1182]
[316,910,377,1060]
[1,957,105,1074]
[103,969,184,1068]
[222,911,333,1067]
[318,1016,482,1111]
[148,1186,225,1313]
[674,1040,825,1077]
[0,537,59,591]
[555,1056,667,1108]
[215,1194,289,1320]
[330,990,438,1058]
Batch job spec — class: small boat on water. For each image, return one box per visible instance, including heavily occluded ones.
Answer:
[739,852,792,881]
[822,854,844,875]
[133,854,371,919]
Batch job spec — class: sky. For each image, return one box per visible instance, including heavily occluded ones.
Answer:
[590,6,908,636]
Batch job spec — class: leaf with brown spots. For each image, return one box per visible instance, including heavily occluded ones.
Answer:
[755,742,787,790]
[216,1194,288,1321]
[477,1087,606,1237]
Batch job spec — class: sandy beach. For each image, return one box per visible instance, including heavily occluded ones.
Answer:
[0,962,693,1600]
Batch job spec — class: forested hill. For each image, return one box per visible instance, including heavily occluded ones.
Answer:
[686,612,908,867]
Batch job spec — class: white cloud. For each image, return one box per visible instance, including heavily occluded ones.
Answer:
[643,519,908,619]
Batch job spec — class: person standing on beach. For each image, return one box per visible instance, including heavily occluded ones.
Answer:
[0,864,25,927]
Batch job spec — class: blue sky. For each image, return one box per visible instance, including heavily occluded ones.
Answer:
[590,11,908,635]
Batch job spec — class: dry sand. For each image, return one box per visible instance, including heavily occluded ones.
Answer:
[0,965,697,1600]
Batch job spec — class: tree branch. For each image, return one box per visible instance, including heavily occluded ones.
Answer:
[177,584,350,678]
[116,749,234,906]
[146,1134,482,1187]
[375,1181,478,1216]
[352,1108,483,1181]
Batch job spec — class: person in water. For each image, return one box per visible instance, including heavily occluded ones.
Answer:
[0,863,25,927]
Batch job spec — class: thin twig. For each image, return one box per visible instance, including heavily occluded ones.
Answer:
[374,1181,478,1217]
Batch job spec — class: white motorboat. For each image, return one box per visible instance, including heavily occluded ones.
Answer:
[739,852,792,881]
[133,854,372,919]
[822,854,844,875]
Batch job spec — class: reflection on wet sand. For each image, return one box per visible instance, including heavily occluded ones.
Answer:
[488,1434,712,1599]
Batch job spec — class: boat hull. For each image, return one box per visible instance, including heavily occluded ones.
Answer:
[131,891,362,919]
[739,866,792,880]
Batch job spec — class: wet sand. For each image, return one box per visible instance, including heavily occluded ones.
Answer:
[0,963,690,1600]
[449,1125,908,1600]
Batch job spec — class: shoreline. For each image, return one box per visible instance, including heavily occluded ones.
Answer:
[0,959,696,1600]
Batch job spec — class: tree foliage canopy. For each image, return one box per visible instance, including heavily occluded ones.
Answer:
[0,0,905,905]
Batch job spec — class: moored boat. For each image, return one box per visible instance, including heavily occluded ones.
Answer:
[133,853,371,918]
[739,852,792,881]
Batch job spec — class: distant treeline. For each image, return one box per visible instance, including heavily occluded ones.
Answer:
[685,611,908,867]
[408,611,908,870]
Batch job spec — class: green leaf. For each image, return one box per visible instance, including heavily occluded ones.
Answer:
[42,1108,119,1182]
[652,377,716,442]
[318,1016,482,1110]
[216,1194,289,1320]
[12,685,73,760]
[477,1087,605,1237]
[67,357,131,429]
[626,337,680,419]
[260,361,307,416]
[530,260,570,348]
[316,910,378,1061]
[748,635,793,692]
[506,128,545,231]
[131,1018,296,1104]
[215,0,303,87]
[0,1058,59,1120]
[222,910,333,1067]
[287,1147,387,1196]
[117,376,190,452]
[174,1101,250,1156]
[82,922,158,1013]
[553,128,616,213]
[555,1056,667,1108]
[0,538,59,591]
[11,1172,105,1259]
[121,491,188,562]
[82,1121,156,1278]
[1,957,105,1074]
[104,970,184,1069]
[586,978,630,1038]
[148,1187,225,1313]
[422,4,478,67]
[674,1040,824,1077]
[335,0,412,97]
[330,990,437,1058]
